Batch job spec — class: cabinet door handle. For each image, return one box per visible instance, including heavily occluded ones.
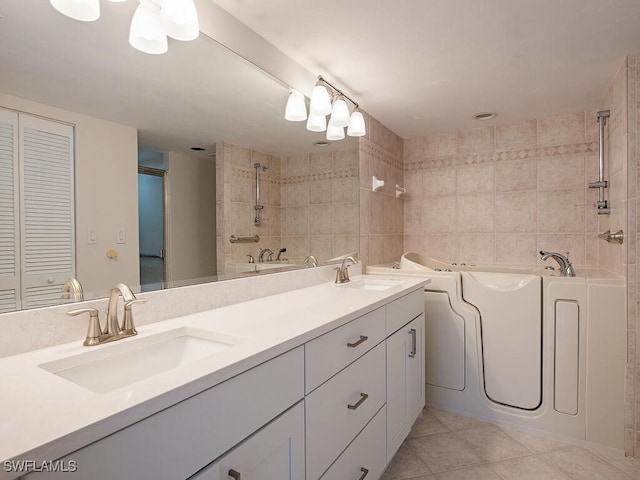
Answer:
[358,467,370,480]
[347,392,369,410]
[347,335,368,348]
[228,469,241,480]
[409,328,417,358]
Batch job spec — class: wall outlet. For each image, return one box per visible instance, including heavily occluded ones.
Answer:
[117,228,126,244]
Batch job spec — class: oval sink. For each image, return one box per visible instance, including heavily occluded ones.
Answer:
[39,327,244,393]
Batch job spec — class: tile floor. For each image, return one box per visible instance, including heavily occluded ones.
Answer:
[381,408,640,480]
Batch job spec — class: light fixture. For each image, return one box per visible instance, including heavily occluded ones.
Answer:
[50,0,200,55]
[50,0,100,22]
[347,110,366,137]
[285,75,366,140]
[161,0,199,41]
[129,0,167,55]
[285,89,307,122]
[326,123,345,141]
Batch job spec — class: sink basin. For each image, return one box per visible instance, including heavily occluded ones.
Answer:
[340,278,402,291]
[39,327,244,393]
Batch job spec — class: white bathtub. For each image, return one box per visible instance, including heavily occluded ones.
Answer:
[368,252,626,450]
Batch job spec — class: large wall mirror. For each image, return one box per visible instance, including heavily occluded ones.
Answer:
[0,0,359,312]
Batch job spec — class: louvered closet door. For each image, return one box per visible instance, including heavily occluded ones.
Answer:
[0,109,20,312]
[19,114,75,309]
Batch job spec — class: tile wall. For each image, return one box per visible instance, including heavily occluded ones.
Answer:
[359,114,405,268]
[217,141,360,273]
[403,112,602,267]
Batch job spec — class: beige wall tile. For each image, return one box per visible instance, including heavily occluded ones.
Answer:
[424,131,457,157]
[333,235,359,257]
[333,177,359,203]
[457,193,495,233]
[283,183,309,207]
[496,234,538,265]
[458,234,496,263]
[538,189,585,233]
[404,235,425,253]
[496,191,537,233]
[496,120,537,150]
[333,148,359,171]
[424,195,456,234]
[405,197,423,235]
[309,152,332,173]
[538,112,586,146]
[457,164,495,194]
[404,170,424,198]
[456,125,495,154]
[538,156,586,191]
[309,179,332,205]
[333,203,359,235]
[404,137,425,162]
[284,206,308,236]
[309,204,333,235]
[309,235,332,259]
[284,154,309,177]
[496,158,537,192]
[424,235,458,262]
[424,169,457,196]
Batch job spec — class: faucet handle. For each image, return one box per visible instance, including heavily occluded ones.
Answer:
[67,307,103,347]
[121,299,147,336]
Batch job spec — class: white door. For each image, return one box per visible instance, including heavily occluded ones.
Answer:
[19,114,75,308]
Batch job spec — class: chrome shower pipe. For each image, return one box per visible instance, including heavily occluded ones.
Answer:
[254,162,268,226]
[589,110,611,214]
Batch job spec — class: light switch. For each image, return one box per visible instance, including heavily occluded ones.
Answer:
[87,227,97,245]
[117,228,126,244]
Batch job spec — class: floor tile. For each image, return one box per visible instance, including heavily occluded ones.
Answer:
[428,408,490,431]
[489,456,571,480]
[539,446,633,480]
[409,408,449,438]
[498,425,578,453]
[382,440,432,480]
[409,432,482,473]
[583,444,640,479]
[455,425,531,462]
[435,465,501,480]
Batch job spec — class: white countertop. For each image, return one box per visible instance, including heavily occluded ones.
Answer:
[0,274,429,479]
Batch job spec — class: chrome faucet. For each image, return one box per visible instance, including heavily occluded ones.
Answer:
[66,283,146,346]
[275,247,287,261]
[540,251,576,277]
[304,255,318,267]
[258,248,273,262]
[335,256,358,284]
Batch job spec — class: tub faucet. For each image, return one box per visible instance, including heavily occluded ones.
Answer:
[258,248,273,262]
[335,256,358,284]
[540,251,575,277]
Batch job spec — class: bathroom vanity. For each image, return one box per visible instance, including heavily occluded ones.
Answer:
[0,275,427,480]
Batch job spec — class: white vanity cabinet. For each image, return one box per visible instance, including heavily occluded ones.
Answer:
[189,402,305,480]
[385,290,426,462]
[23,347,304,480]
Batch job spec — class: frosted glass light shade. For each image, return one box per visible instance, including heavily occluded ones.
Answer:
[309,85,332,116]
[326,123,345,141]
[306,113,327,132]
[329,96,350,128]
[161,0,200,41]
[347,110,366,137]
[50,0,100,22]
[129,1,168,55]
[285,90,307,121]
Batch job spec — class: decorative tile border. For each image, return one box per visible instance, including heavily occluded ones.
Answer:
[404,141,598,172]
[230,166,358,185]
[360,139,403,171]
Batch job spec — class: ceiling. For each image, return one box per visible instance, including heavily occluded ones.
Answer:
[211,0,640,138]
[0,0,352,157]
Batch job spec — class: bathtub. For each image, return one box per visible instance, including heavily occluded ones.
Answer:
[368,252,626,450]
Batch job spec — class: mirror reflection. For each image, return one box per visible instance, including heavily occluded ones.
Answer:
[0,0,359,312]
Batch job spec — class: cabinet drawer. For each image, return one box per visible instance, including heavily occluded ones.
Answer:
[320,406,387,480]
[306,307,385,394]
[386,288,423,334]
[25,347,304,480]
[306,342,386,480]
[190,401,305,480]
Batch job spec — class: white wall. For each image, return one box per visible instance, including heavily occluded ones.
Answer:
[0,92,140,297]
[166,151,217,283]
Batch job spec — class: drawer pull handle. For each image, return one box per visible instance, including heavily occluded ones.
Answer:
[358,467,370,480]
[228,469,241,479]
[409,328,417,358]
[347,335,369,348]
[348,392,369,410]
